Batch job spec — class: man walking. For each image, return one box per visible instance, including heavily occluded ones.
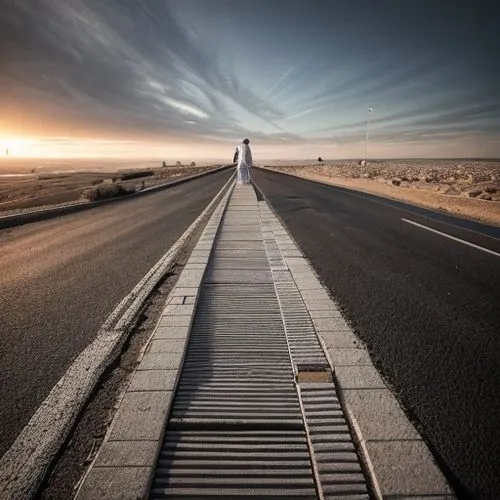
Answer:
[235,138,252,184]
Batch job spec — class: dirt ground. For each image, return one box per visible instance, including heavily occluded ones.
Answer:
[262,160,500,226]
[0,164,222,214]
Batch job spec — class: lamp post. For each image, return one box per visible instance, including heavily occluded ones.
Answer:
[364,107,373,165]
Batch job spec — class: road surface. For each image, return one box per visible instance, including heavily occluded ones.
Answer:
[253,168,500,498]
[0,168,233,456]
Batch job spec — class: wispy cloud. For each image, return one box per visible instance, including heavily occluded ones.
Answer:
[0,0,498,157]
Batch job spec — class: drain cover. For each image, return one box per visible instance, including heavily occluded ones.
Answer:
[296,364,333,383]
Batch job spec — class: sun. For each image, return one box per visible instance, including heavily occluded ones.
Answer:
[0,137,31,156]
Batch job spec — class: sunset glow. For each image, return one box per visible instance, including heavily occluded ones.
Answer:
[1,137,32,157]
[1,0,498,160]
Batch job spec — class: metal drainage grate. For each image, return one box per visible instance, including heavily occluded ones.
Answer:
[300,384,369,499]
[261,202,370,499]
[151,196,318,498]
[151,186,370,499]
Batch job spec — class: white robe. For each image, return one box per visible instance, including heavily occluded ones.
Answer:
[236,143,252,184]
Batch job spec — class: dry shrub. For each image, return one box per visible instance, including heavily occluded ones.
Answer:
[82,183,135,201]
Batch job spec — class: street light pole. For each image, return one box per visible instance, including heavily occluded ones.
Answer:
[364,107,373,165]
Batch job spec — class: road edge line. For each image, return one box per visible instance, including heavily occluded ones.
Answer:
[0,173,235,499]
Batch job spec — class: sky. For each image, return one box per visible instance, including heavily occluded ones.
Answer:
[0,0,499,160]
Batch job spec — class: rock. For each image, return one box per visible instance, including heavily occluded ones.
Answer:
[468,189,482,198]
[392,178,401,186]
[442,186,461,196]
[362,172,371,178]
[401,176,410,182]
[468,173,490,183]
[477,192,492,201]
[484,185,497,194]
[412,175,420,182]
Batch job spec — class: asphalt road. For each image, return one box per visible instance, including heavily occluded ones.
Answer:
[0,168,233,456]
[253,168,500,498]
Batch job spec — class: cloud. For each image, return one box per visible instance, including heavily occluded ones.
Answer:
[0,0,497,157]
[0,0,284,141]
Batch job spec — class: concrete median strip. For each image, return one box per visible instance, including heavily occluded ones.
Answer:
[0,174,235,499]
[74,181,235,498]
[74,181,453,498]
[254,181,455,498]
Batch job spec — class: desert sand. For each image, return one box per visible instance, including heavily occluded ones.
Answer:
[262,160,500,226]
[0,161,223,214]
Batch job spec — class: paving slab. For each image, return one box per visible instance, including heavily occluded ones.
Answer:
[366,440,453,496]
[308,308,343,319]
[343,389,420,441]
[93,440,158,467]
[147,339,186,354]
[152,325,190,340]
[77,467,151,499]
[156,315,192,328]
[312,316,352,332]
[335,365,386,389]
[319,330,361,348]
[161,304,196,316]
[172,287,199,297]
[139,351,183,370]
[108,391,172,441]
[128,369,178,392]
[329,347,372,366]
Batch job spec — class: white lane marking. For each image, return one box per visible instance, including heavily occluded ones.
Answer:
[402,218,500,257]
[0,173,235,499]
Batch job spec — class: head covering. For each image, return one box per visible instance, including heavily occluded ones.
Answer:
[243,138,250,144]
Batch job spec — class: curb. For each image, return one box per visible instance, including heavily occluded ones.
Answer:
[0,164,235,231]
[0,173,235,500]
[253,180,455,499]
[74,180,235,498]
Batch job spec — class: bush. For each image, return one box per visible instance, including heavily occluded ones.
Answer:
[190,161,196,167]
[82,183,136,201]
[119,170,154,181]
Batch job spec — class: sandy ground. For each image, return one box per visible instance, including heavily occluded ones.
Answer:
[0,163,223,213]
[262,160,500,226]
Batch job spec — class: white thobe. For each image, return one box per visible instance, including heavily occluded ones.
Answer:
[236,143,252,184]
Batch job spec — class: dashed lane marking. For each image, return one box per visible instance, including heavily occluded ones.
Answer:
[402,218,500,257]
